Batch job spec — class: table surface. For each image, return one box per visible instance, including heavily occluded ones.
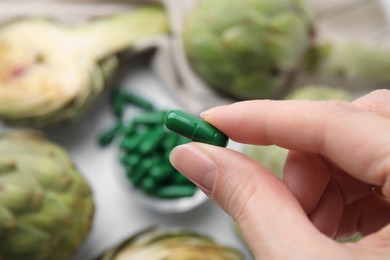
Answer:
[1,1,389,259]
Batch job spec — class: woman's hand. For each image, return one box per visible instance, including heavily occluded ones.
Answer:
[170,89,390,259]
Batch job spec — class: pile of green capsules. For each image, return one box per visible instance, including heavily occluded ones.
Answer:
[98,88,196,199]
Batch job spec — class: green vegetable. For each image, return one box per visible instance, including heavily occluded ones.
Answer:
[244,144,288,179]
[302,41,390,90]
[287,84,352,101]
[0,6,169,127]
[244,85,352,178]
[98,226,243,259]
[0,130,94,259]
[183,0,313,100]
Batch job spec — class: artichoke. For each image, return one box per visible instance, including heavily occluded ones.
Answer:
[301,40,390,90]
[0,6,169,127]
[286,84,353,101]
[100,227,243,260]
[183,0,313,100]
[0,131,94,259]
[244,85,352,178]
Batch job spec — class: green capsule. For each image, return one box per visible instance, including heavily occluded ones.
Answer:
[120,131,148,151]
[162,132,179,151]
[120,153,142,168]
[133,111,166,126]
[122,122,135,136]
[153,185,197,199]
[149,163,175,183]
[122,92,155,111]
[138,126,166,154]
[176,136,191,146]
[125,166,133,177]
[111,88,125,118]
[129,168,148,187]
[128,171,143,186]
[131,156,160,186]
[141,177,157,193]
[98,122,122,147]
[172,172,194,185]
[165,110,229,147]
[139,156,161,172]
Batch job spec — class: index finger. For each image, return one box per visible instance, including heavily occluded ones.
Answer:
[201,99,390,196]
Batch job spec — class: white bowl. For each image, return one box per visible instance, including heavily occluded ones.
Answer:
[112,148,208,214]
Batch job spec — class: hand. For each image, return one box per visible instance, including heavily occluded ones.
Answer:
[170,89,390,259]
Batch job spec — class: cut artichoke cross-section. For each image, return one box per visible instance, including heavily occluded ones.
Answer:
[0,7,169,127]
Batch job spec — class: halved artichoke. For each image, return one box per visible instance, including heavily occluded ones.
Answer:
[99,227,243,260]
[0,6,169,127]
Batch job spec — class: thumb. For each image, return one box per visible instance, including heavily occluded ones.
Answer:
[170,143,334,258]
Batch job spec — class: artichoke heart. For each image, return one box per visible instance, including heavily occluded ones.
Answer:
[0,7,169,127]
[0,130,94,259]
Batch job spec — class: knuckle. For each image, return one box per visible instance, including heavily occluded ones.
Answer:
[354,89,390,116]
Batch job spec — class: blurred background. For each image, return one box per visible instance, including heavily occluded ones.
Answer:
[0,0,389,259]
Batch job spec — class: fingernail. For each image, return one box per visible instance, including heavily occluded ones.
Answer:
[200,105,230,119]
[170,143,216,194]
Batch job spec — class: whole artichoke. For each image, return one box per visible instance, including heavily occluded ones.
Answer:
[0,6,169,127]
[301,40,390,91]
[244,85,352,178]
[0,131,94,259]
[100,227,243,260]
[183,0,313,100]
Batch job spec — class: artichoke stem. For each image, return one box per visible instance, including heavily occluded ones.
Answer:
[75,6,170,60]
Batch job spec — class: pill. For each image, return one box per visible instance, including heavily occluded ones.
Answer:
[141,177,157,192]
[122,122,135,136]
[162,132,179,151]
[120,153,142,168]
[172,172,193,185]
[112,88,125,118]
[138,126,166,154]
[149,163,175,183]
[165,110,229,147]
[133,111,166,125]
[153,185,197,199]
[130,156,161,186]
[122,92,155,111]
[120,131,148,151]
[98,122,122,146]
[138,156,161,172]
